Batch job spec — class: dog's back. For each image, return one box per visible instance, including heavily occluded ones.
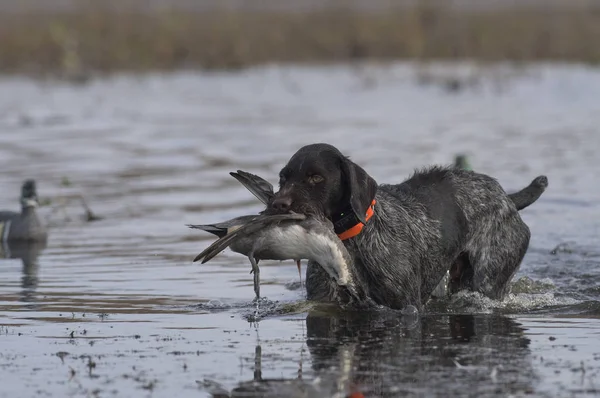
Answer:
[445,169,532,298]
[382,167,471,260]
[341,166,533,308]
[389,167,532,302]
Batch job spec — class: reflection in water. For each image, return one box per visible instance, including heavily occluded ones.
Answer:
[201,319,323,398]
[225,344,322,398]
[0,240,46,307]
[203,310,536,397]
[305,310,535,397]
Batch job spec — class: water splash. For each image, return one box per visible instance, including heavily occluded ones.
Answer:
[445,289,580,314]
[510,276,557,294]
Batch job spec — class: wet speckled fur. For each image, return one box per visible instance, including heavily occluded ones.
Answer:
[270,143,544,311]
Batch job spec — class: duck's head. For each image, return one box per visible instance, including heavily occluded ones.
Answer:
[454,154,472,171]
[20,179,39,208]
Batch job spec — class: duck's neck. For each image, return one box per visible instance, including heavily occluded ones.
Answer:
[21,199,39,216]
[326,238,355,286]
[324,235,366,294]
[330,239,375,307]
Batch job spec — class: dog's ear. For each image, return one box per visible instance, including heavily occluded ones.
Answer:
[340,157,377,224]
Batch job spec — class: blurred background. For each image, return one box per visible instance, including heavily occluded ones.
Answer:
[1,1,600,397]
[2,0,600,77]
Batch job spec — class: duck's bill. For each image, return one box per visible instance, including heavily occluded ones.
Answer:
[333,273,360,300]
[332,282,371,308]
[308,256,365,303]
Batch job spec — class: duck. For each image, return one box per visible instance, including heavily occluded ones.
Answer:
[189,212,364,304]
[453,154,472,171]
[0,180,48,243]
[198,170,304,284]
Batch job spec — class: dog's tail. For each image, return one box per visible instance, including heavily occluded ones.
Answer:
[508,176,548,211]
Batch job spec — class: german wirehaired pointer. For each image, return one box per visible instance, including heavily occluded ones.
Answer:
[263,143,548,311]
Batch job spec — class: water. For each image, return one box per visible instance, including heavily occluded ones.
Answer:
[0,61,599,397]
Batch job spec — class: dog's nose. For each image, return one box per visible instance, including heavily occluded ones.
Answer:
[271,196,292,212]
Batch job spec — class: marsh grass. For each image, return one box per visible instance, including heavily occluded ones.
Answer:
[1,2,600,77]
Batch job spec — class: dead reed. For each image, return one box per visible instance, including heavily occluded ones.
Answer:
[1,2,599,77]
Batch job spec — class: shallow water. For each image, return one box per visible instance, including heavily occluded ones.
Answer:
[0,62,599,397]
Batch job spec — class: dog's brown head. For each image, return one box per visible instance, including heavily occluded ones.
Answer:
[269,143,377,227]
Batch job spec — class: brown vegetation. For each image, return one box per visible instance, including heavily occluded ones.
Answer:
[1,2,600,77]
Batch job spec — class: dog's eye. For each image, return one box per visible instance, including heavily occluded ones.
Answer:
[308,175,324,184]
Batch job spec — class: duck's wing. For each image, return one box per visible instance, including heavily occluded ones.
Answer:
[193,213,306,264]
[0,211,19,222]
[229,170,275,206]
[187,214,260,238]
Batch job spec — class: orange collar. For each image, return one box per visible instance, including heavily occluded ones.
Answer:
[336,200,376,241]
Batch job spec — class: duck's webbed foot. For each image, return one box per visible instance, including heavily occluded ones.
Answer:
[249,255,260,299]
[296,260,302,287]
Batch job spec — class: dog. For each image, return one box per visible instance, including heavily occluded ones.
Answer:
[223,169,546,300]
[263,143,548,311]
